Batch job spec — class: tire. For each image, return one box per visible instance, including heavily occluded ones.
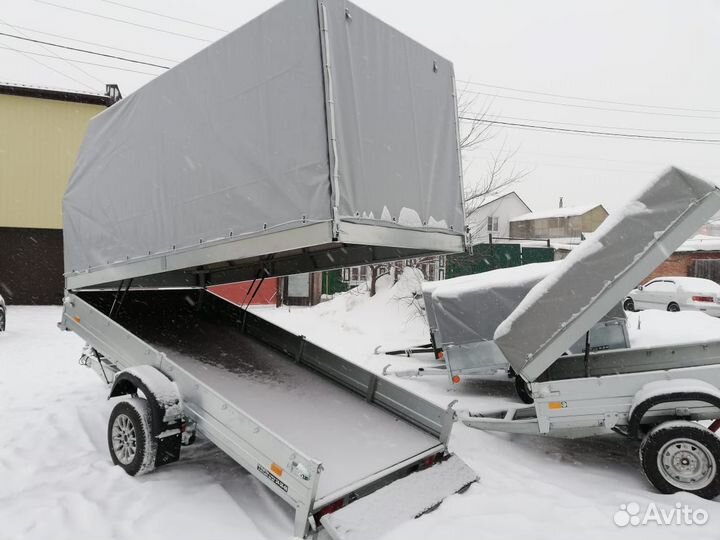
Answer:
[667,302,680,312]
[0,308,5,331]
[623,298,635,312]
[639,421,720,499]
[107,398,157,476]
[515,375,534,404]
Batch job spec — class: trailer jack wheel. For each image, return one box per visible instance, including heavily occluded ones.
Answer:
[514,375,534,404]
[108,398,157,476]
[640,421,720,499]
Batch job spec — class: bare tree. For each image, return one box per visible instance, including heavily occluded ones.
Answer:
[367,263,392,297]
[464,144,529,224]
[457,91,530,238]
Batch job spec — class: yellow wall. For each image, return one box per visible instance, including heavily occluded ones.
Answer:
[0,94,105,229]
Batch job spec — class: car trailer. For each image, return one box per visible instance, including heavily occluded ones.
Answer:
[384,262,630,404]
[460,168,720,499]
[59,1,476,538]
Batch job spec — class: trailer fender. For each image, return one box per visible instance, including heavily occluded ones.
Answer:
[627,379,720,439]
[109,365,183,467]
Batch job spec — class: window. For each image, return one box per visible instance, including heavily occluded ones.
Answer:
[643,280,676,292]
[487,216,499,233]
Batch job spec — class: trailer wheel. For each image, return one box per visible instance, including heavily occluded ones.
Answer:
[640,421,720,499]
[667,302,680,312]
[108,398,157,476]
[514,375,534,404]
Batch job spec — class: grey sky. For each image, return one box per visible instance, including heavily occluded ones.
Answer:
[2,0,718,213]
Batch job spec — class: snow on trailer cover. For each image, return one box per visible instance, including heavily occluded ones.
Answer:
[59,1,475,538]
[423,263,629,383]
[62,0,466,292]
[494,167,720,382]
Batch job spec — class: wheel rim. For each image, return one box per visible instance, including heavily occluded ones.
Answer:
[111,413,138,465]
[657,437,716,490]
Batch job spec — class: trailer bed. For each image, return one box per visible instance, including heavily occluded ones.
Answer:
[73,289,454,509]
[148,330,440,500]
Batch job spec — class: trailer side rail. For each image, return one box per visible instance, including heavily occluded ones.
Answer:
[60,293,322,532]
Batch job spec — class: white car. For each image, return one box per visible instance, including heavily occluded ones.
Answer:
[0,293,4,331]
[623,276,720,316]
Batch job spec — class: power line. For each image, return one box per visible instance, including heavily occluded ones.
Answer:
[476,146,720,170]
[0,36,96,90]
[0,44,161,76]
[7,23,180,62]
[98,0,229,33]
[0,31,170,69]
[458,79,720,115]
[31,0,213,43]
[458,116,720,144]
[0,16,104,86]
[490,113,720,136]
[460,87,720,120]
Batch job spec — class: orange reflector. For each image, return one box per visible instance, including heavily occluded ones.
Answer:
[73,316,81,323]
[452,375,461,384]
[548,401,566,410]
[270,463,283,477]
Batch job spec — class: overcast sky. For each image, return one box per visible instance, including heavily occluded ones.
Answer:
[2,0,718,213]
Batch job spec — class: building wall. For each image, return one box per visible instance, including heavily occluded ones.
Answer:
[466,193,530,243]
[209,279,280,306]
[645,252,720,283]
[510,205,608,240]
[0,93,105,229]
[0,227,64,304]
[580,206,610,234]
[0,93,106,304]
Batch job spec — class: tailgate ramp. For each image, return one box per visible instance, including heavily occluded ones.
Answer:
[321,455,476,540]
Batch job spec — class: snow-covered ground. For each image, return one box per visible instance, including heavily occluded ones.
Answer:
[3,276,720,539]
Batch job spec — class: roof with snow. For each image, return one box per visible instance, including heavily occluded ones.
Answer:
[677,234,720,252]
[474,190,530,210]
[510,204,603,222]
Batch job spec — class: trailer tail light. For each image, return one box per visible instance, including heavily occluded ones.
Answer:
[692,296,714,303]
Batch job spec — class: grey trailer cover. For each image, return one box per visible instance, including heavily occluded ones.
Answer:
[425,262,626,376]
[494,168,720,381]
[63,0,464,279]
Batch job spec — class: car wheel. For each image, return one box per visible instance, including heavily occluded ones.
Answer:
[640,421,720,499]
[107,398,157,476]
[514,375,534,404]
[623,298,635,312]
[667,302,680,312]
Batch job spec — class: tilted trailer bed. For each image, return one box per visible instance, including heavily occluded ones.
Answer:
[62,290,474,538]
[58,0,477,537]
[461,168,720,499]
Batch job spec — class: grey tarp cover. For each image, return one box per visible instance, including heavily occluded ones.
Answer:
[494,168,720,381]
[424,263,627,376]
[63,0,464,274]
